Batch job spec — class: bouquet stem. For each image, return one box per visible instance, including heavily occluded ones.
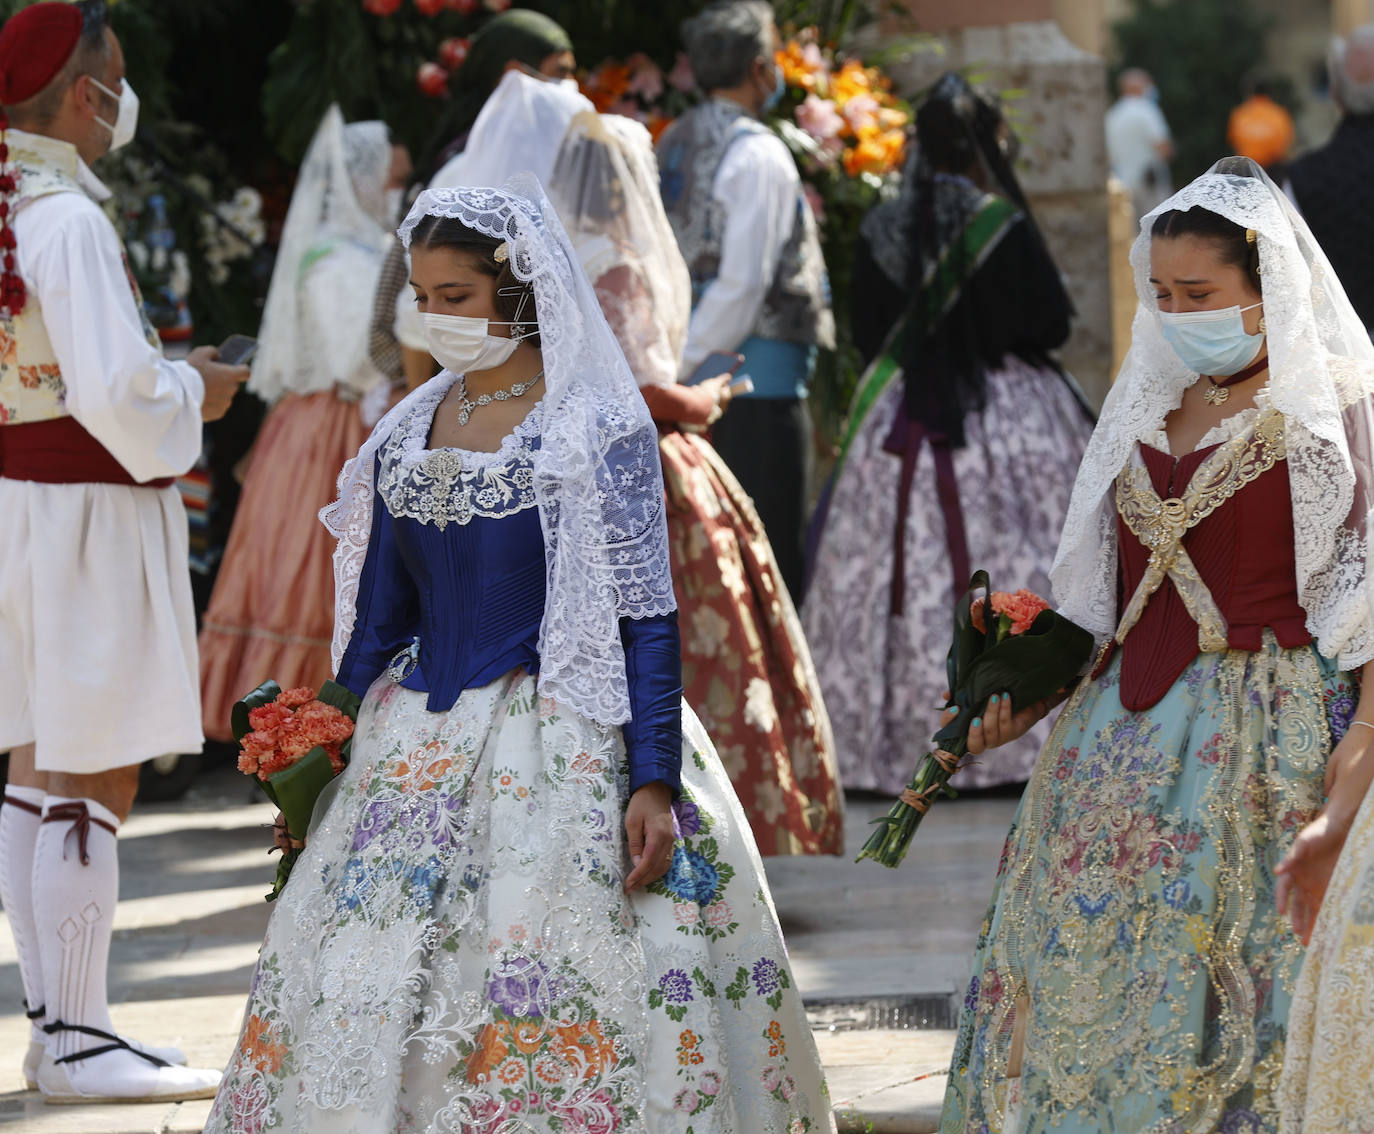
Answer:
[856,742,966,868]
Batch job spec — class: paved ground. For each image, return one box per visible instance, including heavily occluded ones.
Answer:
[0,764,1017,1132]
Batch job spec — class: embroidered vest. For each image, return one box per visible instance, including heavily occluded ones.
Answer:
[1109,410,1310,710]
[657,100,834,350]
[0,131,160,427]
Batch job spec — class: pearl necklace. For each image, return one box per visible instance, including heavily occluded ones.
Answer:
[454,370,543,426]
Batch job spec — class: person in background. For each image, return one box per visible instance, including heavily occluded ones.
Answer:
[1105,66,1173,218]
[0,1,246,1103]
[366,8,575,390]
[1227,78,1295,173]
[198,107,408,740]
[550,110,843,856]
[803,74,1093,796]
[657,0,834,601]
[1287,25,1374,330]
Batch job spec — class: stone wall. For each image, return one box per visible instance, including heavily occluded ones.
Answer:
[870,19,1114,404]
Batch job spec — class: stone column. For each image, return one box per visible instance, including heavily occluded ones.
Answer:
[872,5,1113,404]
[1336,0,1374,35]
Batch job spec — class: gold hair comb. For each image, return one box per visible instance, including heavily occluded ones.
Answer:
[494,242,510,264]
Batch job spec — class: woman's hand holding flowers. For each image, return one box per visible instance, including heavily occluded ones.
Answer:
[624,781,676,894]
[938,689,1059,756]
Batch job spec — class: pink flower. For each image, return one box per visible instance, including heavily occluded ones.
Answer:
[699,1071,722,1096]
[674,1088,701,1114]
[705,901,733,928]
[248,702,291,733]
[795,94,844,141]
[780,1074,796,1100]
[668,52,695,93]
[761,1065,781,1092]
[841,93,881,131]
[626,53,664,101]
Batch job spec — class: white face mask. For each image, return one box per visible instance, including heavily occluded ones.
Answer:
[89,76,139,152]
[422,312,523,374]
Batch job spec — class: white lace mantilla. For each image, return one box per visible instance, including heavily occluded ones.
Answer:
[377,397,542,531]
[1051,158,1374,670]
[323,181,676,728]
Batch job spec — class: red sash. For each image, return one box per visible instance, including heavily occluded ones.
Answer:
[0,416,174,487]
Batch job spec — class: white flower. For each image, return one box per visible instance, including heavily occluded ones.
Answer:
[169,251,191,300]
[688,606,730,659]
[743,677,778,734]
[754,780,787,823]
[127,240,149,271]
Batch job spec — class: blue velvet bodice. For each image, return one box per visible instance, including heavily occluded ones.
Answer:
[335,402,682,794]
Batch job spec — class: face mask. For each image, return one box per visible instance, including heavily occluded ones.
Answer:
[1159,301,1264,376]
[88,76,139,151]
[762,61,785,113]
[422,312,524,374]
[384,188,404,223]
[1144,85,1160,104]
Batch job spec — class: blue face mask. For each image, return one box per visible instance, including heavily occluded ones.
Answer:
[1158,301,1264,377]
[762,61,785,113]
[1144,84,1160,104]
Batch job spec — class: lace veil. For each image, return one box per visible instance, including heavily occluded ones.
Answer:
[547,111,692,388]
[322,178,676,727]
[249,106,394,404]
[1051,156,1374,668]
[430,68,592,192]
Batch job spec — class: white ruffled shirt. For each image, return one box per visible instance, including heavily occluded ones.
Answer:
[13,133,204,481]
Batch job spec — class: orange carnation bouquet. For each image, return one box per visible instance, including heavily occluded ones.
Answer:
[232,680,360,900]
[858,572,1094,868]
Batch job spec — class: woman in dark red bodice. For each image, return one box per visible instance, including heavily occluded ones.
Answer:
[940,156,1374,1134]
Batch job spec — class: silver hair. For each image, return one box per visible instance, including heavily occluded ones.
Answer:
[1330,26,1374,116]
[681,1,774,93]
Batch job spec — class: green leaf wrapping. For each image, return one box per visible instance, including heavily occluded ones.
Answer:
[266,746,339,845]
[230,680,283,743]
[315,679,362,720]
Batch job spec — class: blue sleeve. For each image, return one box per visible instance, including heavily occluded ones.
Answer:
[619,612,684,795]
[335,473,421,699]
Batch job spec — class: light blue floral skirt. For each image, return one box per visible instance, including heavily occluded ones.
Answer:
[205,669,833,1133]
[940,636,1354,1134]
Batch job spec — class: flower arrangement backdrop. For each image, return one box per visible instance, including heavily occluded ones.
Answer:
[0,0,922,443]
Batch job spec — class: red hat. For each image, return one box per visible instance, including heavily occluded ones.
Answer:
[0,3,83,107]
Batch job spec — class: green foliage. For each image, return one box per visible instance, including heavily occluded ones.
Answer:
[1111,0,1297,184]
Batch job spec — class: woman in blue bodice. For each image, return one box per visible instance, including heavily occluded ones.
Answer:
[206,182,835,1134]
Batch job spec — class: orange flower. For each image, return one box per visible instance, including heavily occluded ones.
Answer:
[496,1056,526,1085]
[777,41,824,93]
[238,1015,288,1074]
[511,1020,548,1055]
[971,590,1052,636]
[552,1020,618,1075]
[465,1022,510,1083]
[583,61,632,113]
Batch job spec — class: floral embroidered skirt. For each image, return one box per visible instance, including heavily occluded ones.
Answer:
[1279,725,1374,1131]
[940,638,1351,1134]
[803,356,1093,794]
[661,429,843,856]
[205,668,834,1134]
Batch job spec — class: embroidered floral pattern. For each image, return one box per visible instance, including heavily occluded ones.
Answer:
[206,673,832,1133]
[377,401,542,531]
[941,638,1340,1134]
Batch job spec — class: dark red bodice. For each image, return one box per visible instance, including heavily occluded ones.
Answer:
[1113,441,1309,710]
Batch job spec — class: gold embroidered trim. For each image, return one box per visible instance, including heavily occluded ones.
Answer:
[1114,409,1286,653]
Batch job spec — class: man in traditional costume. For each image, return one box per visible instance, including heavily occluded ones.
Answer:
[0,0,246,1104]
[656,0,834,600]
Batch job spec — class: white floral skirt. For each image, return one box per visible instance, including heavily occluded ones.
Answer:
[205,668,834,1134]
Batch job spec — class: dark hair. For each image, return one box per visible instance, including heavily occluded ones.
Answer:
[409,214,540,346]
[11,0,111,129]
[1150,206,1262,292]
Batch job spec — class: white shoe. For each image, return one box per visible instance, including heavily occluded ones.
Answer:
[36,1044,220,1105]
[23,1035,187,1090]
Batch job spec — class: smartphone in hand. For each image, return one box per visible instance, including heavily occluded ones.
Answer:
[218,334,258,367]
[682,350,745,386]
